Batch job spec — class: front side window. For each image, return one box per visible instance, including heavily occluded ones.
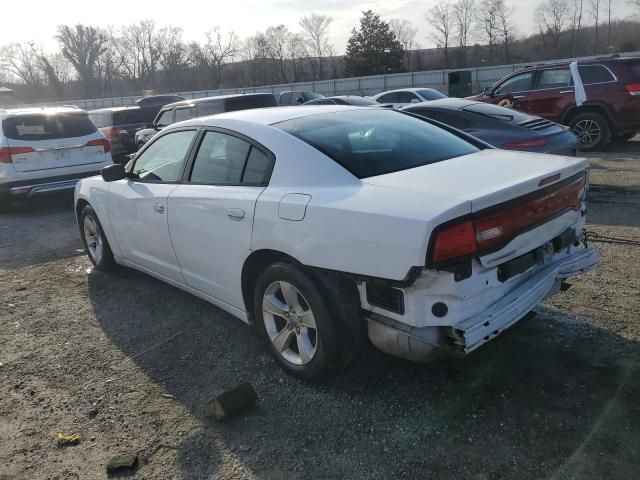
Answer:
[155,109,173,128]
[190,131,251,184]
[174,107,194,123]
[536,69,572,89]
[395,92,420,103]
[132,130,196,182]
[275,110,478,179]
[494,72,534,95]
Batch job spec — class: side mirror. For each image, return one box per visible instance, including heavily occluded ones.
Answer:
[101,163,126,182]
[295,97,304,104]
[483,86,493,97]
[410,98,420,103]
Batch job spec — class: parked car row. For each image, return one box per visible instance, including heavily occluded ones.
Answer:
[74,104,598,379]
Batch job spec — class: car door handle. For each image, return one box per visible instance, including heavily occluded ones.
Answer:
[560,90,574,94]
[512,95,526,99]
[154,203,165,214]
[226,208,245,220]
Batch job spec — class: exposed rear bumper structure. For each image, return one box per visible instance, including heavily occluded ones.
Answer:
[366,246,598,362]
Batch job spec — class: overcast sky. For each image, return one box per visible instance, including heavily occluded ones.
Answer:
[0,0,637,54]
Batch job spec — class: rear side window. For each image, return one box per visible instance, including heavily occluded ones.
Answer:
[155,109,173,128]
[113,109,143,125]
[413,109,474,130]
[174,107,194,123]
[224,95,278,111]
[190,131,251,184]
[242,147,272,184]
[579,65,615,84]
[275,109,478,179]
[630,63,640,80]
[2,113,97,141]
[196,101,224,117]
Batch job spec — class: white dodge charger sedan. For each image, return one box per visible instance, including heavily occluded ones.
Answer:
[74,106,598,379]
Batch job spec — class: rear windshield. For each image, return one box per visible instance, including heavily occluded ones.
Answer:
[2,113,97,141]
[275,109,478,179]
[113,108,143,125]
[224,95,278,111]
[462,103,533,123]
[418,89,448,100]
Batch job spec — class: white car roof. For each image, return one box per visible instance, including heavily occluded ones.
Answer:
[178,105,370,128]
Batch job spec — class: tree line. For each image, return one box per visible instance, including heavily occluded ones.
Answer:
[1,1,639,104]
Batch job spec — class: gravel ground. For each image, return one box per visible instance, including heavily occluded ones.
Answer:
[1,140,639,480]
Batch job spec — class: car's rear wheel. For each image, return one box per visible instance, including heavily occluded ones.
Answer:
[569,112,611,151]
[80,205,115,270]
[253,262,340,380]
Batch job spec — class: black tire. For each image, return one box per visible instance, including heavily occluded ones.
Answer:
[79,205,115,270]
[611,131,637,143]
[253,262,341,380]
[569,112,611,151]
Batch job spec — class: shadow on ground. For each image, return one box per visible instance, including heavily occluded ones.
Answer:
[0,192,83,270]
[87,267,640,479]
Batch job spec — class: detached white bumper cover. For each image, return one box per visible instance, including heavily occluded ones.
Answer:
[455,247,598,353]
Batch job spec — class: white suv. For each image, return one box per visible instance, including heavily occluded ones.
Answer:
[0,107,113,212]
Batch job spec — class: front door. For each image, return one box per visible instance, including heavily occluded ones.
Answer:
[108,129,198,282]
[168,129,274,310]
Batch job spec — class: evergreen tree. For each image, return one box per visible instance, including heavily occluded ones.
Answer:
[344,10,405,76]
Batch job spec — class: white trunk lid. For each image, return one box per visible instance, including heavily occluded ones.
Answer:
[363,149,587,212]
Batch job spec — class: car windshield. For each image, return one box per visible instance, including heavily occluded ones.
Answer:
[418,89,447,100]
[113,109,144,125]
[2,112,97,140]
[275,110,478,179]
[462,103,533,123]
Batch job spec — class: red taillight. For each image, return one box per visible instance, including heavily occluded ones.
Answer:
[432,221,477,263]
[430,174,586,265]
[102,127,126,138]
[625,84,640,96]
[85,138,111,153]
[502,137,548,149]
[0,146,36,164]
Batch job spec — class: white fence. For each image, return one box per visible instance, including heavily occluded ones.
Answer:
[24,51,640,110]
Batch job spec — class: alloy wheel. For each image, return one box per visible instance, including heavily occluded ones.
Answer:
[573,119,602,148]
[83,214,103,264]
[262,280,318,365]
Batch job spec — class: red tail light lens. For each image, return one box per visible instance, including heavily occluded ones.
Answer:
[102,127,127,138]
[429,174,586,266]
[85,138,111,153]
[625,84,640,96]
[0,146,36,164]
[432,221,477,263]
[502,137,548,149]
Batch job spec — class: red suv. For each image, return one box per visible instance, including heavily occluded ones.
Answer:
[469,57,640,150]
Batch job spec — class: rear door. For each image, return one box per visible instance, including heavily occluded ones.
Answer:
[525,67,574,122]
[3,112,108,172]
[168,129,274,309]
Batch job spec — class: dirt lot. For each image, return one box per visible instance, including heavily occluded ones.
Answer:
[1,140,639,480]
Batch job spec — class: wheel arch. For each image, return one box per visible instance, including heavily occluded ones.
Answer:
[561,103,615,128]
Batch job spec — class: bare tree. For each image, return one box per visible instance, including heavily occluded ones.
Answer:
[0,42,43,86]
[606,0,616,50]
[264,25,291,83]
[570,0,585,56]
[111,20,164,91]
[589,0,602,53]
[495,0,517,62]
[477,0,500,60]
[159,26,190,89]
[390,19,418,70]
[299,13,333,79]
[453,0,476,66]
[286,33,306,83]
[535,0,571,53]
[191,28,239,88]
[56,25,107,97]
[427,1,454,68]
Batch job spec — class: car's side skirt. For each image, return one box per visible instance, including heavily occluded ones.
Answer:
[115,257,249,324]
